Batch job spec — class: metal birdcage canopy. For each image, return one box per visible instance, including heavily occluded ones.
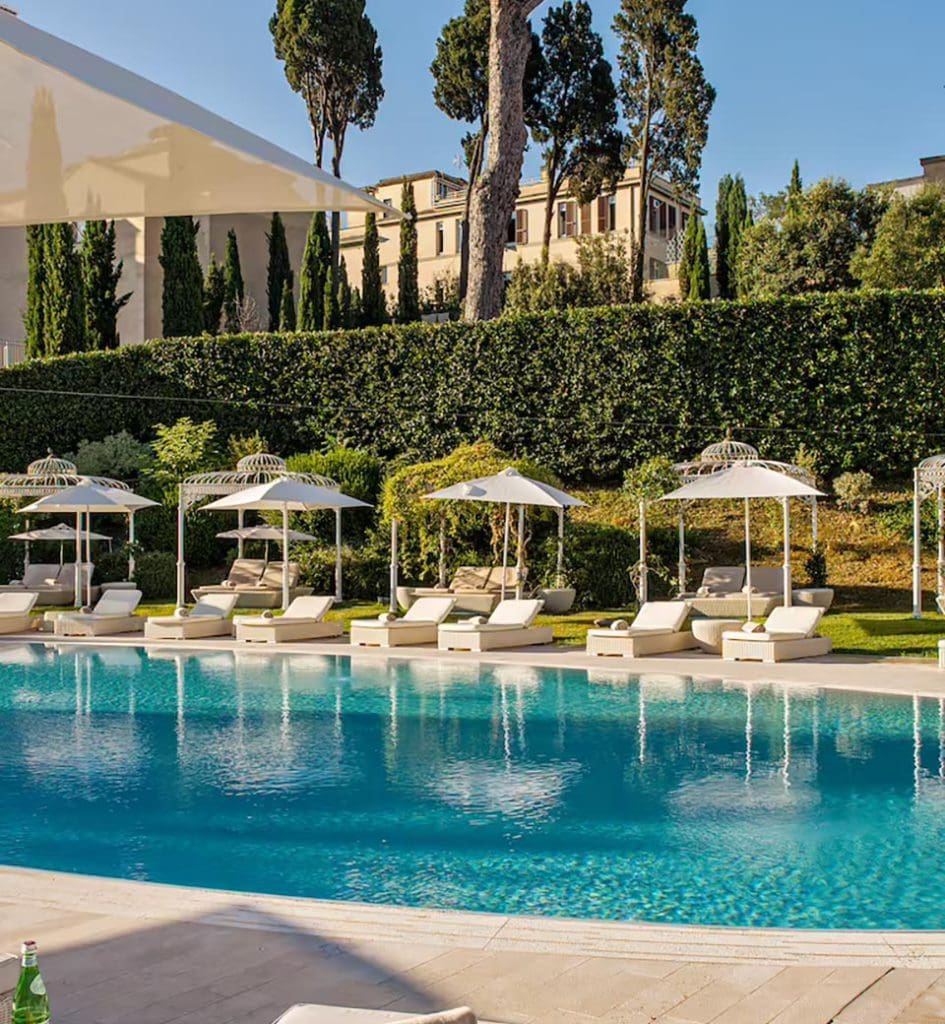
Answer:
[911,455,945,617]
[176,453,346,606]
[637,436,821,605]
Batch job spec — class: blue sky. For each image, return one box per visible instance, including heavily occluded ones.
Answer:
[18,0,945,222]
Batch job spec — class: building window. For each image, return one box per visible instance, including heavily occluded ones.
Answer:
[515,209,528,246]
[557,200,577,238]
[435,221,445,256]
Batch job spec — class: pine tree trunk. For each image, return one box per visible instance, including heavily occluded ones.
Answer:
[465,0,542,321]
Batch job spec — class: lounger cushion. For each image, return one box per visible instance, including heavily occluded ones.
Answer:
[631,601,690,633]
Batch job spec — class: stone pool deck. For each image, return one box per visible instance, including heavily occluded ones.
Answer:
[2,869,945,1024]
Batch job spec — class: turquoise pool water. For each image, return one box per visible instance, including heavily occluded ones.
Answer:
[0,643,943,930]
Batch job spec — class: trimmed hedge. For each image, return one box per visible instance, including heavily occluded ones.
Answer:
[1,291,943,482]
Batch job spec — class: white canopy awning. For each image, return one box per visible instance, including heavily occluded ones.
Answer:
[0,11,394,225]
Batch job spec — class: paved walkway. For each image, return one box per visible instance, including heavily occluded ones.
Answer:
[2,870,945,1024]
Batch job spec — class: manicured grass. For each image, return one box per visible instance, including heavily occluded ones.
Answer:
[39,603,945,660]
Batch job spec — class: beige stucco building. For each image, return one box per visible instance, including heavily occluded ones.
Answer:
[0,166,695,364]
[341,167,696,310]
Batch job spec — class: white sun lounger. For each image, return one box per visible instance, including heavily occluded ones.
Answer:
[145,593,239,640]
[54,589,143,637]
[437,599,552,652]
[234,595,341,644]
[722,606,833,663]
[0,592,38,635]
[350,597,457,648]
[586,601,697,658]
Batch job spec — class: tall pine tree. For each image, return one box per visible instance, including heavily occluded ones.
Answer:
[80,220,130,350]
[203,254,226,334]
[687,219,711,300]
[43,222,85,354]
[726,176,749,299]
[397,180,420,322]
[222,229,245,334]
[266,212,292,331]
[361,212,384,326]
[24,225,46,358]
[299,212,330,330]
[677,212,700,301]
[160,216,204,338]
[279,268,297,331]
[714,174,734,299]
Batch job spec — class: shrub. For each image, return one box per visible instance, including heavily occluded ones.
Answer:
[294,544,388,601]
[132,550,177,601]
[1,292,944,483]
[833,471,874,513]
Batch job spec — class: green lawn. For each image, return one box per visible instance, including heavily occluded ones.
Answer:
[37,603,945,660]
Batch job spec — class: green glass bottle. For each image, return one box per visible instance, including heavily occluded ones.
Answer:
[12,941,50,1024]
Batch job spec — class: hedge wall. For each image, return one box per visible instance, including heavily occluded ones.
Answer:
[1,290,943,483]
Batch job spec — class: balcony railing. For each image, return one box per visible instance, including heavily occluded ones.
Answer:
[1,340,27,368]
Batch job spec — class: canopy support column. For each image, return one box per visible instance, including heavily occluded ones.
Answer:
[638,501,648,605]
[516,504,526,599]
[501,503,511,601]
[128,511,136,579]
[677,508,686,595]
[176,484,186,608]
[335,507,343,603]
[782,497,792,607]
[237,509,245,558]
[913,468,923,619]
[389,518,399,614]
[282,506,290,612]
[745,498,753,620]
[556,507,565,587]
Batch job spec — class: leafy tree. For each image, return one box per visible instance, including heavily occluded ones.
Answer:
[80,220,130,350]
[852,184,945,290]
[726,175,748,296]
[687,218,710,300]
[397,179,420,322]
[738,178,887,298]
[528,0,623,260]
[160,216,204,338]
[43,222,86,354]
[203,253,225,335]
[613,0,715,301]
[361,211,385,325]
[677,210,699,300]
[279,269,297,330]
[222,229,245,334]
[24,225,46,358]
[271,0,384,263]
[299,212,331,330]
[714,174,733,299]
[266,212,292,331]
[465,0,544,320]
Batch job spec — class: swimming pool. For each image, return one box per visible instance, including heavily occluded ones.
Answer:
[0,643,943,930]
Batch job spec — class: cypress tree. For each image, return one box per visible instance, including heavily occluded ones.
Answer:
[80,220,130,350]
[43,222,85,354]
[323,263,339,330]
[299,212,330,330]
[688,219,711,300]
[160,216,204,338]
[361,212,384,326]
[203,253,226,334]
[338,257,353,328]
[24,224,46,358]
[266,212,291,331]
[715,174,734,299]
[726,176,749,299]
[677,212,700,300]
[279,269,297,331]
[397,180,419,322]
[222,228,245,334]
